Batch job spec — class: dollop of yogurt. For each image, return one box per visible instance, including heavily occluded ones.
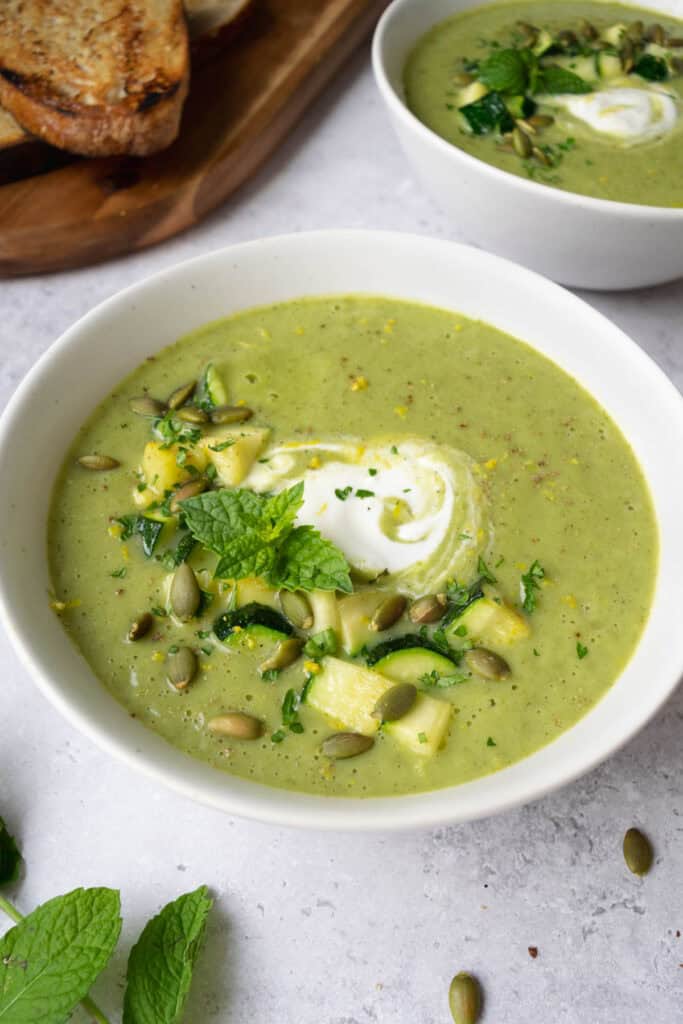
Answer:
[244,438,490,596]
[552,85,677,144]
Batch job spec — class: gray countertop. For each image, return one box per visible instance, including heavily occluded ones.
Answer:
[1,46,681,1024]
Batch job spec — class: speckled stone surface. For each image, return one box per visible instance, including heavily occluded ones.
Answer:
[1,47,681,1024]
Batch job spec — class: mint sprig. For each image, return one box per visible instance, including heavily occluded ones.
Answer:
[535,65,592,94]
[182,485,352,593]
[0,887,122,1022]
[123,887,212,1024]
[478,48,528,93]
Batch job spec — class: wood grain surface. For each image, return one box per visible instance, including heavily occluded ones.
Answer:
[0,0,386,277]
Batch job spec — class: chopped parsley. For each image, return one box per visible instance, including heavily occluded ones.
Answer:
[576,641,588,660]
[356,489,375,499]
[476,556,497,584]
[335,486,352,502]
[271,730,286,744]
[368,468,378,476]
[110,567,127,578]
[486,737,497,747]
[418,732,428,744]
[209,439,236,453]
[420,669,468,688]
[520,560,545,613]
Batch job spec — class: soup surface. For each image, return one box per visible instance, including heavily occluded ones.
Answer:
[48,296,657,797]
[404,1,683,206]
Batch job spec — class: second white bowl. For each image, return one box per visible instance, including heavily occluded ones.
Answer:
[373,0,683,290]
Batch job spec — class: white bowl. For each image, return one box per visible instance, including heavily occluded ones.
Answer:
[373,0,683,290]
[1,231,682,830]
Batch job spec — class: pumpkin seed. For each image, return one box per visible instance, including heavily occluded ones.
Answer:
[557,29,578,48]
[208,712,264,740]
[532,145,552,166]
[623,827,653,876]
[515,21,537,45]
[672,57,683,74]
[210,405,254,425]
[170,562,201,621]
[465,647,511,680]
[370,594,407,632]
[579,18,598,40]
[259,637,304,675]
[167,380,196,410]
[668,37,683,48]
[127,611,154,642]
[77,454,120,471]
[372,683,417,723]
[515,117,537,135]
[170,477,208,513]
[279,590,314,629]
[409,594,447,625]
[321,732,374,760]
[513,126,532,158]
[528,114,555,129]
[448,972,482,1024]
[620,39,635,72]
[452,72,474,86]
[626,19,644,41]
[167,646,197,689]
[129,395,166,417]
[176,405,209,424]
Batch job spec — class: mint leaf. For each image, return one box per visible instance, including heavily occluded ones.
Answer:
[536,66,592,94]
[182,489,265,554]
[273,526,352,593]
[479,49,528,93]
[263,482,304,539]
[123,886,212,1024]
[0,887,121,1023]
[0,818,21,887]
[214,531,276,580]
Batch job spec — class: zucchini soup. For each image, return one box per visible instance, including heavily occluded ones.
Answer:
[48,296,657,797]
[404,2,683,206]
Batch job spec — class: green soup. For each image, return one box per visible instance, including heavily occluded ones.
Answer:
[48,296,657,797]
[404,1,683,206]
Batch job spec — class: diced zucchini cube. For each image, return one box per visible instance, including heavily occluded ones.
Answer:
[198,426,270,486]
[596,51,623,79]
[307,656,389,735]
[602,23,626,47]
[235,577,280,610]
[337,591,386,655]
[456,80,489,108]
[135,441,208,508]
[385,693,452,756]
[448,595,529,645]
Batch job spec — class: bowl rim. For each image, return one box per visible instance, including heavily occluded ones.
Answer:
[372,0,683,220]
[1,229,682,832]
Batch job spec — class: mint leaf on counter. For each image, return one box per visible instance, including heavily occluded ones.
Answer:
[0,819,21,888]
[123,886,212,1024]
[0,887,121,1023]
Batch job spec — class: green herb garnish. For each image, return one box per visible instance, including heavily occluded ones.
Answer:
[487,736,497,747]
[110,567,127,578]
[335,486,352,501]
[304,628,338,659]
[182,483,351,593]
[208,439,236,453]
[576,641,588,659]
[478,48,528,93]
[420,669,468,688]
[476,556,497,584]
[356,489,375,499]
[116,514,165,557]
[520,560,545,613]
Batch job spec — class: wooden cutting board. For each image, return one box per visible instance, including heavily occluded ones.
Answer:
[0,0,386,277]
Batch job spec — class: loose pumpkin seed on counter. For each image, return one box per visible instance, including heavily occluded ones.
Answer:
[48,295,656,797]
[623,827,654,876]
[448,972,482,1024]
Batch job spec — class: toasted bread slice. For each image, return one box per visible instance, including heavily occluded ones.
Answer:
[0,1,190,157]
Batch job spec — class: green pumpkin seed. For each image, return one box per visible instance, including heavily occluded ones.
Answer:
[532,146,552,166]
[372,683,417,723]
[77,454,120,471]
[170,477,208,513]
[513,126,532,158]
[626,19,644,41]
[167,646,197,689]
[672,57,683,74]
[127,612,154,642]
[452,72,474,86]
[579,18,598,40]
[465,647,511,680]
[279,590,314,629]
[557,29,578,48]
[668,37,683,49]
[259,637,304,675]
[129,395,166,418]
[409,594,447,625]
[167,380,197,410]
[210,405,254,425]
[176,405,209,424]
[620,39,635,71]
[623,827,653,876]
[208,712,264,740]
[645,22,664,44]
[515,117,537,135]
[448,972,482,1024]
[170,562,201,621]
[321,732,374,759]
[528,114,555,129]
[370,594,407,632]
